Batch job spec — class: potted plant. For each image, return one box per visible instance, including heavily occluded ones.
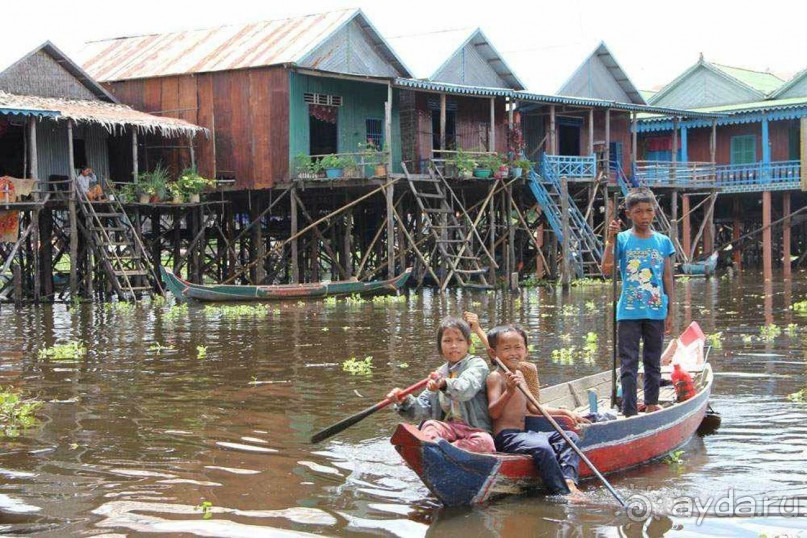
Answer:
[453,148,475,179]
[358,141,385,178]
[177,168,214,203]
[320,154,345,179]
[495,154,510,179]
[167,182,184,203]
[137,164,169,203]
[511,158,532,179]
[293,153,321,180]
[473,153,500,179]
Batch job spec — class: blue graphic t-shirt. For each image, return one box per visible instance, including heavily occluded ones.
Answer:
[616,230,675,321]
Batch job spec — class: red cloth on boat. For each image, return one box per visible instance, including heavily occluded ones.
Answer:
[420,419,495,453]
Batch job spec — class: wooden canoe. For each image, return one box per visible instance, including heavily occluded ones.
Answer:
[391,324,712,506]
[680,252,718,276]
[160,266,412,302]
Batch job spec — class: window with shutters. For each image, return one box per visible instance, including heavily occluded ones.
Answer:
[730,135,756,165]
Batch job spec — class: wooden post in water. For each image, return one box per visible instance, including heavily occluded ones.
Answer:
[560,177,570,288]
[39,209,53,299]
[703,191,715,254]
[67,119,78,299]
[489,186,496,283]
[782,192,791,279]
[733,197,742,271]
[604,109,611,180]
[682,194,691,259]
[251,196,266,284]
[28,116,40,301]
[291,187,299,283]
[762,190,772,281]
[670,190,678,247]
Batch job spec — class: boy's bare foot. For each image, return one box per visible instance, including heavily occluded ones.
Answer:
[566,480,587,503]
[644,404,662,413]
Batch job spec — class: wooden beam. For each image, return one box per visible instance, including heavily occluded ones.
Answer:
[386,183,395,277]
[671,117,679,181]
[588,108,594,156]
[732,197,742,270]
[67,119,78,298]
[630,111,637,166]
[386,84,393,172]
[783,192,791,279]
[291,186,299,283]
[604,109,611,178]
[489,97,496,151]
[440,93,446,153]
[28,117,38,181]
[710,119,717,164]
[682,194,691,259]
[132,129,139,183]
[763,190,772,281]
[560,177,570,287]
[549,105,556,155]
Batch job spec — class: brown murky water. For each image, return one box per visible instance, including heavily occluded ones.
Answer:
[0,272,805,536]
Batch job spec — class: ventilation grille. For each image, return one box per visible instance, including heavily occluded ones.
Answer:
[304,93,343,106]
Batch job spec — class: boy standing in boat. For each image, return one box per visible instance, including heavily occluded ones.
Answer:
[485,324,589,497]
[601,188,675,417]
[386,316,495,453]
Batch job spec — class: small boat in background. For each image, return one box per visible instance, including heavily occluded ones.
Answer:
[160,266,411,302]
[680,252,718,276]
[391,323,713,506]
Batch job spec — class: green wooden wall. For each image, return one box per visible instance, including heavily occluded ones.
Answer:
[289,72,402,172]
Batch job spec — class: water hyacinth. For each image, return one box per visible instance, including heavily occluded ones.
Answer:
[164,304,189,321]
[345,294,366,306]
[204,304,269,319]
[706,332,723,350]
[105,301,136,315]
[342,356,373,375]
[324,296,337,307]
[758,324,781,342]
[38,341,87,360]
[371,294,406,305]
[0,388,42,437]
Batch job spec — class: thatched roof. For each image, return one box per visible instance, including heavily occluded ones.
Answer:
[0,91,205,137]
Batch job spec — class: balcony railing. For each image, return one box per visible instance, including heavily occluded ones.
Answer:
[543,154,597,179]
[634,160,715,187]
[632,160,801,192]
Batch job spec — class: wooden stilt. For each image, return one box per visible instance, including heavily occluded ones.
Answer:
[39,208,53,299]
[386,183,395,277]
[588,108,594,156]
[604,109,611,179]
[251,196,266,283]
[560,177,571,287]
[732,197,742,270]
[506,186,515,289]
[172,208,181,273]
[439,93,446,154]
[782,192,791,278]
[762,190,772,281]
[488,185,497,283]
[344,210,353,278]
[291,186,299,283]
[682,195,691,259]
[67,119,78,298]
[670,190,678,250]
[703,191,715,254]
[489,97,496,151]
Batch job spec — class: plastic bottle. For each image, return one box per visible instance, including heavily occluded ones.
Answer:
[672,364,695,402]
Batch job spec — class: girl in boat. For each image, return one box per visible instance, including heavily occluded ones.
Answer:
[386,316,495,453]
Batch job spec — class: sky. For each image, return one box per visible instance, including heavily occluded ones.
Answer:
[5,0,806,94]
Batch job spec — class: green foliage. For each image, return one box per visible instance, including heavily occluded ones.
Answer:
[570,278,606,287]
[561,305,578,317]
[164,303,189,321]
[585,301,597,313]
[105,301,135,316]
[345,293,366,306]
[476,153,504,172]
[150,295,167,307]
[196,346,207,359]
[38,341,86,360]
[111,182,138,203]
[320,154,354,170]
[785,323,799,337]
[706,332,723,350]
[551,347,577,365]
[342,356,373,375]
[398,362,410,369]
[138,163,170,198]
[521,275,550,288]
[196,500,213,520]
[759,324,781,342]
[741,334,754,345]
[677,276,691,283]
[293,153,323,176]
[786,389,805,402]
[177,168,215,195]
[663,449,685,465]
[452,148,476,175]
[148,342,175,352]
[512,158,532,174]
[585,332,598,344]
[469,333,483,354]
[372,294,406,305]
[0,388,42,437]
[792,300,807,314]
[203,304,268,319]
[323,296,337,307]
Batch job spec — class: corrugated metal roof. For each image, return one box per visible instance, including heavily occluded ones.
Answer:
[638,95,807,122]
[0,106,59,118]
[393,78,513,96]
[80,9,411,81]
[557,42,646,105]
[712,63,784,95]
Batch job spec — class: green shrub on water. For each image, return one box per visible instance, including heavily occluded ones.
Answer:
[570,278,606,287]
[759,324,781,342]
[786,389,805,402]
[204,304,268,319]
[196,346,207,359]
[552,347,576,365]
[345,294,366,306]
[164,304,189,321]
[585,332,598,344]
[148,343,175,352]
[398,362,410,369]
[196,500,213,520]
[559,333,572,343]
[706,332,723,350]
[150,295,167,308]
[585,301,597,313]
[785,323,799,337]
[0,388,42,437]
[105,301,136,315]
[342,356,373,375]
[792,300,807,314]
[38,341,86,360]
[372,294,406,305]
[561,305,578,317]
[741,334,754,345]
[324,296,337,307]
[663,449,685,465]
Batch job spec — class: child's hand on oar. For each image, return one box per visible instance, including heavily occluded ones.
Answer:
[386,388,404,403]
[427,371,445,392]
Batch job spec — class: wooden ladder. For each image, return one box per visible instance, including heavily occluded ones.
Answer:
[402,164,493,291]
[76,191,160,300]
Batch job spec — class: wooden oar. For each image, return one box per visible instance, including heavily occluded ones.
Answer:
[493,357,627,508]
[310,377,430,444]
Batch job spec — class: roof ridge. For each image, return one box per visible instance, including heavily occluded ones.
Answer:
[711,61,784,80]
[84,8,358,45]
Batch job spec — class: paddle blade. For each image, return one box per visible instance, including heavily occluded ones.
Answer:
[310,403,383,444]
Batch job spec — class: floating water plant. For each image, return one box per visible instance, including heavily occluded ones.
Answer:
[150,295,167,307]
[204,304,268,319]
[585,332,598,344]
[324,296,337,307]
[785,323,799,337]
[787,389,805,402]
[561,305,578,317]
[677,276,691,283]
[148,343,175,352]
[321,327,329,332]
[759,324,781,342]
[296,300,306,307]
[38,341,86,360]
[706,332,723,350]
[196,500,213,520]
[585,301,597,313]
[0,388,42,437]
[372,294,406,305]
[398,362,409,369]
[105,301,136,315]
[342,356,373,375]
[741,334,754,345]
[571,278,606,287]
[164,304,189,321]
[551,347,576,365]
[345,294,366,306]
[663,449,685,465]
[793,300,807,314]
[196,346,207,359]
[559,333,572,343]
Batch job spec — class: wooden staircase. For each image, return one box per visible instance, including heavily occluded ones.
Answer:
[76,191,159,300]
[402,164,494,291]
[527,168,603,277]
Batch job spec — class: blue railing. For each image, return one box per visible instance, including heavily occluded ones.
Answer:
[542,154,597,179]
[715,160,801,192]
[527,169,564,241]
[634,160,714,187]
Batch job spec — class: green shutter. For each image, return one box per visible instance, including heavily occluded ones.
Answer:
[730,135,756,165]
